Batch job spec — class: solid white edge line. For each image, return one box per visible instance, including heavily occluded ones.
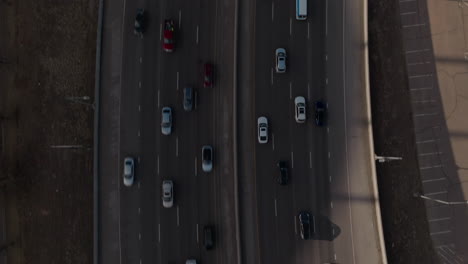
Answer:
[342,1,357,262]
[325,0,328,36]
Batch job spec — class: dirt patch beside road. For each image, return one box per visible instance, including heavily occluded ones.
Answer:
[368,0,439,263]
[0,0,97,263]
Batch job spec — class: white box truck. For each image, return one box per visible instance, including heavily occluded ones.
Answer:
[296,0,307,20]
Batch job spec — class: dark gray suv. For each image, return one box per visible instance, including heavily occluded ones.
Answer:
[183,87,193,111]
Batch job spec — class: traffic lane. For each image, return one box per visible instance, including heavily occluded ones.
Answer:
[254,3,295,264]
[253,2,278,263]
[171,0,220,260]
[119,4,147,262]
[193,16,217,262]
[139,0,163,260]
[342,1,383,262]
[325,0,356,262]
[291,122,322,264]
[274,182,297,264]
[255,145,280,264]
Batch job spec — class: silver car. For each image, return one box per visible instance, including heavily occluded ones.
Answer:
[162,180,173,208]
[294,96,306,123]
[161,107,172,135]
[186,260,197,264]
[202,145,213,172]
[275,48,286,73]
[123,157,134,187]
[257,116,268,144]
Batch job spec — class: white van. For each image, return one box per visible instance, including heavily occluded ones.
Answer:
[296,0,307,20]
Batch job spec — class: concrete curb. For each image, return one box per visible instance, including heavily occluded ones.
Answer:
[363,0,388,262]
[93,0,104,263]
[233,0,241,262]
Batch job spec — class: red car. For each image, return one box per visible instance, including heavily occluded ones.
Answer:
[163,20,175,52]
[204,63,213,87]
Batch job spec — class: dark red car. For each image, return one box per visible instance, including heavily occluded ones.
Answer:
[204,63,213,87]
[163,20,175,52]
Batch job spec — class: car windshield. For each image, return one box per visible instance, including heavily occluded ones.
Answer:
[203,149,211,160]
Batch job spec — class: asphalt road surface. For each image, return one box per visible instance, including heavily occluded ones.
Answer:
[100,0,386,263]
[117,0,238,263]
[238,0,386,263]
[249,0,329,263]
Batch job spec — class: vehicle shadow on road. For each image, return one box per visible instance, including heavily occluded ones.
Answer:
[314,214,341,241]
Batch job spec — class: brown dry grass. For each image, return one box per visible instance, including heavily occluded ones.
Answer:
[0,0,97,263]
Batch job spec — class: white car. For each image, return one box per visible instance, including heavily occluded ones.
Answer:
[275,48,286,73]
[257,116,268,144]
[202,145,213,172]
[294,96,306,123]
[162,180,173,208]
[123,157,134,187]
[161,107,172,135]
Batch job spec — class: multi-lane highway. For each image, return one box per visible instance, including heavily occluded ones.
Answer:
[116,0,238,263]
[251,0,328,263]
[98,0,387,263]
[238,0,386,263]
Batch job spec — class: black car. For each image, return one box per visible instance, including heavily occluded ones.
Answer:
[315,101,326,126]
[203,226,214,250]
[299,211,314,240]
[276,161,289,185]
[134,9,146,36]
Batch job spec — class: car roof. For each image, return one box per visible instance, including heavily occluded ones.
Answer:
[276,48,286,54]
[295,96,305,104]
[258,116,268,124]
